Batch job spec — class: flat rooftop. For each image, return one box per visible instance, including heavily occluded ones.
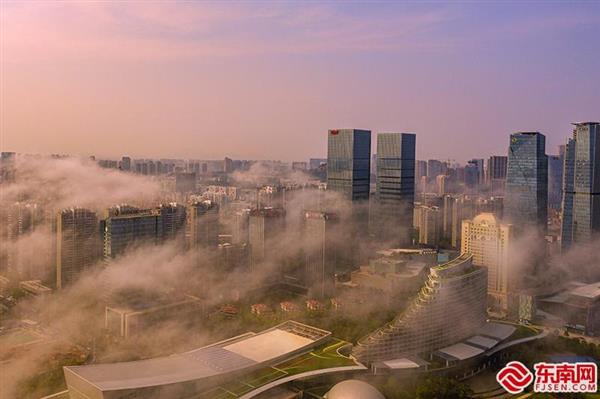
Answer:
[436,343,484,361]
[64,321,330,392]
[570,282,600,300]
[478,322,516,341]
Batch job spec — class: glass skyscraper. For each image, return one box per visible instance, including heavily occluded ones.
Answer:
[326,129,371,201]
[371,133,416,244]
[505,132,548,234]
[561,122,600,250]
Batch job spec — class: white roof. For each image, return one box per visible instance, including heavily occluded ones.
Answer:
[478,322,516,341]
[65,321,329,391]
[381,358,421,369]
[223,329,313,363]
[465,335,499,349]
[437,343,484,360]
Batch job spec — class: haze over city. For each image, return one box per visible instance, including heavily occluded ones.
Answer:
[1,2,600,399]
[2,1,599,161]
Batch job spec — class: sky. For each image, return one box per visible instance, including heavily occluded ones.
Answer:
[1,1,599,163]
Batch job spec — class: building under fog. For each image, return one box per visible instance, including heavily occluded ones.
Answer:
[248,207,285,269]
[326,129,371,202]
[353,253,487,364]
[102,207,162,260]
[64,321,330,399]
[300,210,339,298]
[561,122,600,251]
[505,132,548,235]
[56,208,101,289]
[371,133,416,245]
[186,200,219,249]
[461,213,513,310]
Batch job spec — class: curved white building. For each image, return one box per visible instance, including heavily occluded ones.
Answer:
[353,253,487,364]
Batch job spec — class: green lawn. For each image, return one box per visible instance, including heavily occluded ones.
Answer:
[196,338,357,398]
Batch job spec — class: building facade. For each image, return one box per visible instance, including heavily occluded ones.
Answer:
[371,133,416,244]
[326,129,371,202]
[56,208,100,289]
[561,122,600,250]
[461,213,513,309]
[353,254,487,363]
[505,132,548,234]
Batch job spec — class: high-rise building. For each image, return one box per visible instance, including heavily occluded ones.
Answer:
[469,158,485,185]
[248,208,285,269]
[186,200,219,249]
[451,195,477,248]
[371,133,416,244]
[487,155,508,194]
[3,202,48,279]
[233,208,250,244]
[548,154,563,210]
[302,211,339,299]
[464,162,479,192]
[56,208,101,289]
[326,129,371,202]
[561,122,600,250]
[159,203,187,242]
[461,213,513,309]
[353,253,487,364]
[505,132,548,234]
[414,205,441,246]
[103,207,162,260]
[427,159,446,181]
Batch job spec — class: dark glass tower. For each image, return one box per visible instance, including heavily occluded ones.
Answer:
[561,122,600,250]
[505,132,548,234]
[372,133,416,244]
[326,129,371,201]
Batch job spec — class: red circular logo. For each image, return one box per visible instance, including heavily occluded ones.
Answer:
[497,361,534,394]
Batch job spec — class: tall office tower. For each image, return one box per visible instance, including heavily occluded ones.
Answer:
[371,133,416,245]
[486,155,508,194]
[461,213,513,309]
[427,159,445,181]
[103,208,162,260]
[505,132,548,234]
[175,172,197,193]
[233,208,250,244]
[248,208,285,270]
[414,205,441,246]
[301,211,339,298]
[561,122,600,251]
[548,154,563,210]
[159,203,187,242]
[121,156,131,172]
[56,208,100,289]
[186,200,219,249]
[326,129,371,202]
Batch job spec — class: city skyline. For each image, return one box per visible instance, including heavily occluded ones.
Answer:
[2,1,599,162]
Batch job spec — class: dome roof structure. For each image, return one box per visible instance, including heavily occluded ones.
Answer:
[326,379,385,399]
